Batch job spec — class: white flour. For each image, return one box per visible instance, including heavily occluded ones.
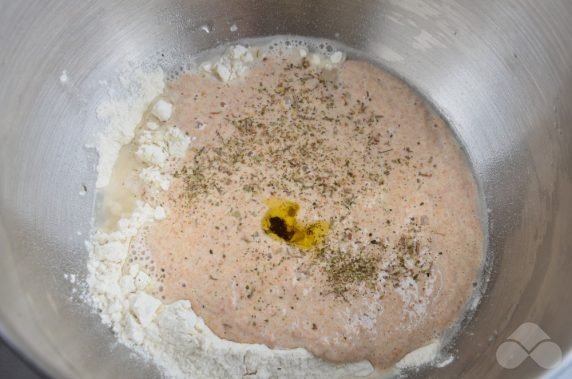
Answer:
[95,68,165,188]
[395,340,441,370]
[87,45,441,379]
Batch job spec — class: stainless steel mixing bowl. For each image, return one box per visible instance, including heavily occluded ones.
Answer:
[1,0,571,378]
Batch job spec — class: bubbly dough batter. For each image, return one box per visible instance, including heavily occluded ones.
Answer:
[128,51,483,369]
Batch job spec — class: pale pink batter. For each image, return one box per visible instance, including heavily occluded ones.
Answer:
[129,53,483,369]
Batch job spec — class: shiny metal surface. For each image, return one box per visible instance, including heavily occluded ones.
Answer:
[1,0,571,378]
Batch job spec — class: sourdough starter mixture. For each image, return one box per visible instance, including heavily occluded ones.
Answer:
[88,43,484,378]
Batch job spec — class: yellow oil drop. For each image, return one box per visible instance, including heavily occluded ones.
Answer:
[261,197,329,249]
